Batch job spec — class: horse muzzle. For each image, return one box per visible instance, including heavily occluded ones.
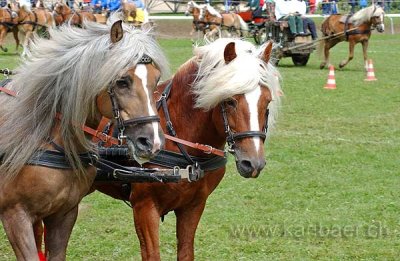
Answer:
[376,24,385,33]
[126,126,165,164]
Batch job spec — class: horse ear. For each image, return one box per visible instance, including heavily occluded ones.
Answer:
[224,42,237,64]
[141,21,154,32]
[260,41,273,64]
[111,20,123,44]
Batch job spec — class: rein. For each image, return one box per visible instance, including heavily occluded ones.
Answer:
[156,80,225,159]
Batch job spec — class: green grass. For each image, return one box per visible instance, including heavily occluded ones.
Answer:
[1,33,400,260]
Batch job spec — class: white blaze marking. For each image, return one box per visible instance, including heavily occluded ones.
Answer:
[244,87,262,154]
[135,64,161,150]
[380,14,385,31]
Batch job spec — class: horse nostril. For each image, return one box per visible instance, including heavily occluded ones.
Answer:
[135,136,152,152]
[238,160,254,174]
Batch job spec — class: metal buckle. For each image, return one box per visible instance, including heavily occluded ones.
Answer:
[203,145,212,154]
[178,165,193,182]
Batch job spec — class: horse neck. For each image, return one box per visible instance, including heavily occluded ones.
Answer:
[164,61,226,153]
[62,6,72,19]
[18,8,31,22]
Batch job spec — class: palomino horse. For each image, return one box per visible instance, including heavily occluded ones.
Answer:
[200,4,248,40]
[53,2,96,26]
[0,7,20,53]
[95,38,281,260]
[320,4,385,70]
[9,2,54,56]
[0,19,168,260]
[184,1,208,40]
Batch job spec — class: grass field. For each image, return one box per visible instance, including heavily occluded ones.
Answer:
[0,32,399,260]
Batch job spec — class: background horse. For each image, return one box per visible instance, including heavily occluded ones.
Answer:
[10,2,54,56]
[0,6,20,53]
[0,19,168,260]
[95,38,281,260]
[201,5,248,40]
[319,4,385,70]
[53,2,96,26]
[184,1,208,41]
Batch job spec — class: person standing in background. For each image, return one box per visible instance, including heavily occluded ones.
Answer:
[359,0,367,9]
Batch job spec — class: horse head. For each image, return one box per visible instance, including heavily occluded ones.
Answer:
[95,21,166,163]
[371,5,385,33]
[193,39,281,178]
[53,2,71,18]
[221,42,276,178]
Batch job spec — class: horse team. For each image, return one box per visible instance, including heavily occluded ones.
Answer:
[0,1,138,55]
[0,2,386,261]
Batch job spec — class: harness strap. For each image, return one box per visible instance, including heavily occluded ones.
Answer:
[164,134,225,157]
[91,116,112,144]
[0,79,17,96]
[27,149,96,169]
[149,149,227,171]
[157,82,195,164]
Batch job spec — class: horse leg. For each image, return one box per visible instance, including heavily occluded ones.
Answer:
[0,29,8,52]
[320,39,340,69]
[12,27,20,53]
[22,31,33,57]
[33,221,45,255]
[319,40,330,69]
[43,206,79,261]
[1,208,39,260]
[133,200,161,261]
[175,202,206,261]
[339,40,355,69]
[361,40,369,71]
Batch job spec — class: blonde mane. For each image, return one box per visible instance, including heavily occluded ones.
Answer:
[0,19,168,179]
[191,38,282,132]
[205,4,222,18]
[351,4,385,26]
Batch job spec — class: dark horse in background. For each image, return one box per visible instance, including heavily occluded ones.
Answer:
[94,38,282,260]
[320,4,385,70]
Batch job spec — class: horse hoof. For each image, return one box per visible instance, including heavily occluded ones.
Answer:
[319,64,325,70]
[2,47,8,53]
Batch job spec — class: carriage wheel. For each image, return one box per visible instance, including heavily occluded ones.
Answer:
[254,28,267,45]
[291,54,310,66]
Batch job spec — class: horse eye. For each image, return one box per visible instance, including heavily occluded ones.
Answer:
[225,99,237,108]
[116,79,130,89]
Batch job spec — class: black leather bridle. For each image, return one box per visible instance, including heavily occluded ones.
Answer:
[108,54,160,144]
[221,103,269,154]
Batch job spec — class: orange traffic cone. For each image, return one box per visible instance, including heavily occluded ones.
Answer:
[364,59,377,81]
[324,65,336,89]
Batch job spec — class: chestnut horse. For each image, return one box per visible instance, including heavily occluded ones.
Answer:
[9,2,54,56]
[95,38,281,260]
[200,4,248,39]
[0,6,20,53]
[320,4,385,70]
[184,1,208,41]
[0,19,168,260]
[53,2,96,26]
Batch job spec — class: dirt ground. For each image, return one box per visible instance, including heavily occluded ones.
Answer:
[153,19,193,39]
